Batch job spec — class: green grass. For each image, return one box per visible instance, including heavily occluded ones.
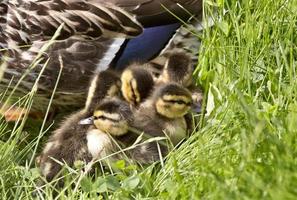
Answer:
[0,0,297,199]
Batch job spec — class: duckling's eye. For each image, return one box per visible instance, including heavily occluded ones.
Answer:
[176,100,185,105]
[163,99,186,105]
[93,116,105,120]
[94,115,120,123]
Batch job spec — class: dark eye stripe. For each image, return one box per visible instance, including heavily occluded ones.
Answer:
[93,115,119,123]
[163,99,191,106]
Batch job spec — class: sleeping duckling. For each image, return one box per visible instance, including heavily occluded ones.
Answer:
[120,64,154,106]
[85,70,121,113]
[123,83,192,164]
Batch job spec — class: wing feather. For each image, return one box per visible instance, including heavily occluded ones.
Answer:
[2,0,142,48]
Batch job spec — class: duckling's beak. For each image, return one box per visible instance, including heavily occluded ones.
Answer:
[78,116,94,125]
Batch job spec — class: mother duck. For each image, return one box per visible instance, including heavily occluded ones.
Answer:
[0,0,202,113]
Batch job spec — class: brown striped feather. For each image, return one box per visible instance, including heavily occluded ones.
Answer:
[3,0,143,48]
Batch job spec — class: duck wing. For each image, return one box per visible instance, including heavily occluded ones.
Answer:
[93,0,203,27]
[3,0,142,48]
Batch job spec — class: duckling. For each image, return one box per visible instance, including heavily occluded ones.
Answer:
[156,50,194,87]
[85,70,121,113]
[85,98,134,163]
[123,83,193,164]
[39,98,133,183]
[38,69,122,182]
[92,98,133,137]
[135,83,193,143]
[120,64,155,106]
[155,50,203,114]
[91,98,165,165]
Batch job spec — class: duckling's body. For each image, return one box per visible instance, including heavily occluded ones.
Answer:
[39,110,94,182]
[39,97,136,181]
[39,104,127,182]
[133,105,188,147]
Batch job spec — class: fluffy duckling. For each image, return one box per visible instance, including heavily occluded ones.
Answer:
[125,83,193,164]
[39,98,133,183]
[91,98,141,161]
[92,98,133,137]
[157,50,193,87]
[83,98,134,165]
[135,83,193,143]
[85,70,121,113]
[120,64,154,106]
[38,69,122,183]
[155,50,203,114]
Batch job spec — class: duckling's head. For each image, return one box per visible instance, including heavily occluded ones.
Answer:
[86,70,121,110]
[121,65,154,105]
[93,99,132,136]
[161,51,193,87]
[153,83,193,118]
